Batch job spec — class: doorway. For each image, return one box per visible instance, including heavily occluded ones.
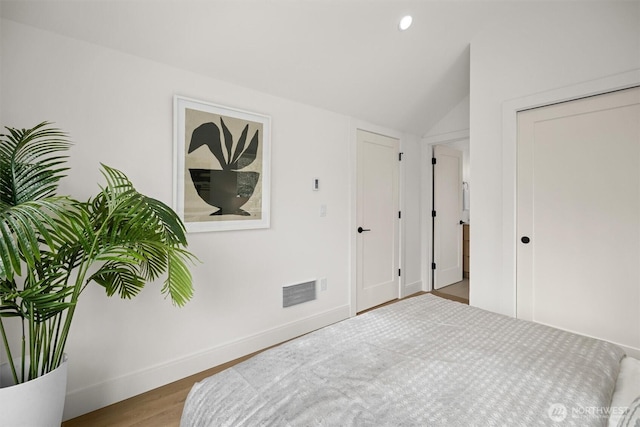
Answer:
[355,129,400,312]
[431,140,470,302]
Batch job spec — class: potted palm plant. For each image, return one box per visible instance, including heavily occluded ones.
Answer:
[0,122,195,425]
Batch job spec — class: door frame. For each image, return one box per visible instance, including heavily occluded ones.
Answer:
[501,69,640,316]
[349,120,404,317]
[421,130,470,292]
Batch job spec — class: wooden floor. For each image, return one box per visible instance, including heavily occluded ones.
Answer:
[431,279,470,304]
[61,351,262,427]
[62,291,465,426]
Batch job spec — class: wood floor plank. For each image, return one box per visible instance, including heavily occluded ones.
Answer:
[431,289,469,304]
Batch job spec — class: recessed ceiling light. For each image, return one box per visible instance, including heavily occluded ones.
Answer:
[399,15,413,31]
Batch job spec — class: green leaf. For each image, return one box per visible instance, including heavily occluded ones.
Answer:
[0,198,76,281]
[79,164,196,306]
[19,273,75,322]
[0,123,74,281]
[162,249,195,307]
[90,262,146,299]
[0,122,71,206]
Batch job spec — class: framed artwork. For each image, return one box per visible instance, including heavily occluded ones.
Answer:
[174,96,271,232]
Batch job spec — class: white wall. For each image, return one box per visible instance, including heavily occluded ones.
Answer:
[400,134,423,296]
[424,95,469,139]
[0,19,422,419]
[470,1,640,316]
[423,96,471,191]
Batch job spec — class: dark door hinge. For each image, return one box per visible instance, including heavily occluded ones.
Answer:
[432,158,437,165]
[398,269,402,276]
[432,210,436,217]
[399,152,404,161]
[398,211,402,219]
[431,263,436,270]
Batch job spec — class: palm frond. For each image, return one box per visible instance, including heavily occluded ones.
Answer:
[84,164,196,305]
[141,196,188,245]
[0,197,77,281]
[137,241,170,280]
[90,262,146,299]
[0,278,22,318]
[0,122,76,282]
[0,122,71,206]
[20,283,75,322]
[162,249,195,307]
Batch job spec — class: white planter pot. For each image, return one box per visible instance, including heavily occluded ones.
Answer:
[0,355,68,427]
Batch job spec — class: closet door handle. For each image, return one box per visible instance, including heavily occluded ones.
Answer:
[357,227,371,233]
[521,236,530,244]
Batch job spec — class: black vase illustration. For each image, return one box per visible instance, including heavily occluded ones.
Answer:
[188,119,260,216]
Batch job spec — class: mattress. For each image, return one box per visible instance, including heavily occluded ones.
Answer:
[181,294,625,426]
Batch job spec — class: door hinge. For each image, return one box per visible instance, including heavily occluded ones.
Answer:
[398,211,402,219]
[432,158,437,165]
[432,210,436,217]
[399,152,404,161]
[398,269,401,276]
[431,263,436,270]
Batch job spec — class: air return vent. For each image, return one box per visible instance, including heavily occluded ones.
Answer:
[283,280,316,307]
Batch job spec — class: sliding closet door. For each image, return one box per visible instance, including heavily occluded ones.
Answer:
[517,86,640,356]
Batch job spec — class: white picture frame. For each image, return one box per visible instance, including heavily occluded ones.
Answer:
[173,96,271,232]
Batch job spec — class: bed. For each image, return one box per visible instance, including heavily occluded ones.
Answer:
[181,294,640,426]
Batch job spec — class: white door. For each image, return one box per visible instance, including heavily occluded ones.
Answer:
[356,130,399,312]
[433,145,463,289]
[517,86,640,356]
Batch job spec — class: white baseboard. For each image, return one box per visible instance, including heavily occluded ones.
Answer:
[63,304,351,420]
[402,280,423,298]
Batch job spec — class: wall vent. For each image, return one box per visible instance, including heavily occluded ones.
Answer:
[283,280,316,307]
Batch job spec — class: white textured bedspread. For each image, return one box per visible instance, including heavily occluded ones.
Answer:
[181,294,625,426]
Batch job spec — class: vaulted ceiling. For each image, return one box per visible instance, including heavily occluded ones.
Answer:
[0,1,510,135]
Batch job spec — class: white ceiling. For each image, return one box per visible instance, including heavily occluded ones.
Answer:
[0,1,510,135]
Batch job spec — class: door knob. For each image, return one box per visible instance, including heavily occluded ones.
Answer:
[357,227,371,233]
[521,236,530,244]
